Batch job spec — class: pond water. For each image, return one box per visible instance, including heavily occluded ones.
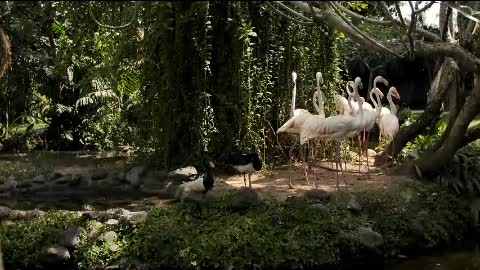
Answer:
[386,248,480,270]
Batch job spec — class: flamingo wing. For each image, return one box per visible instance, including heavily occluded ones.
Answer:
[277,112,312,134]
[380,114,399,138]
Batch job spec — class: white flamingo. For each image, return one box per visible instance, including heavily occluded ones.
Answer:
[358,86,384,179]
[300,77,365,191]
[277,71,318,188]
[308,72,326,188]
[379,86,401,145]
[378,86,400,132]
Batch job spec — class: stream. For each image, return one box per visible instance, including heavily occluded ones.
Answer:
[386,248,480,270]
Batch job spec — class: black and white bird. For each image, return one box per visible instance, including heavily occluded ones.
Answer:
[176,158,216,201]
[220,149,263,187]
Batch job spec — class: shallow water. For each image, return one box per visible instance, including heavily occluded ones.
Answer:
[387,248,480,270]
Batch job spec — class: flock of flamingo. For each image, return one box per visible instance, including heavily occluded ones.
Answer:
[277,71,401,191]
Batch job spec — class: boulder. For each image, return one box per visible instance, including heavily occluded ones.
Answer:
[32,175,47,184]
[304,189,332,202]
[91,170,108,181]
[0,206,11,219]
[356,227,384,249]
[42,246,70,264]
[60,225,82,248]
[126,166,147,188]
[55,175,73,185]
[230,187,260,211]
[47,172,63,181]
[105,219,119,225]
[168,166,197,178]
[367,149,377,157]
[347,194,362,213]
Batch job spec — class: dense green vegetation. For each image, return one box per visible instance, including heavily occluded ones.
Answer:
[0,181,473,269]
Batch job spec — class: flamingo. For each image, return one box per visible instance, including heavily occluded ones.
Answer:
[277,71,315,188]
[379,86,401,150]
[335,82,352,115]
[357,85,384,179]
[307,72,326,188]
[300,77,365,191]
[378,86,400,132]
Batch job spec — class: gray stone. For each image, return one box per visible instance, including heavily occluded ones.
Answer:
[113,171,127,182]
[356,227,384,249]
[168,166,197,178]
[101,231,118,243]
[347,194,362,213]
[304,189,332,202]
[0,206,11,219]
[43,246,70,264]
[32,175,46,184]
[69,175,82,186]
[55,175,73,185]
[121,211,147,225]
[231,187,260,211]
[310,203,330,215]
[105,219,119,225]
[126,166,146,188]
[367,149,377,157]
[17,180,32,188]
[60,225,81,248]
[91,170,108,180]
[48,172,63,181]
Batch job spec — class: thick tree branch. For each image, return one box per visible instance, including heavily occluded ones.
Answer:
[376,58,455,166]
[267,2,313,25]
[272,1,313,23]
[284,1,480,73]
[88,2,138,30]
[328,2,402,57]
[407,1,417,59]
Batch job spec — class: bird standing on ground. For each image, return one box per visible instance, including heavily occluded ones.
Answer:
[220,149,263,188]
[175,158,216,202]
[277,71,315,188]
[379,87,401,161]
[300,77,365,191]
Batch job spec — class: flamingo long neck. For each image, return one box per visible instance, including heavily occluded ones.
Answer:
[387,92,397,116]
[346,81,353,96]
[353,80,364,120]
[370,89,381,115]
[291,81,296,117]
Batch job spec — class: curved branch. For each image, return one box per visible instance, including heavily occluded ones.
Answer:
[407,1,416,59]
[328,2,402,57]
[272,1,313,23]
[89,2,138,30]
[266,2,313,25]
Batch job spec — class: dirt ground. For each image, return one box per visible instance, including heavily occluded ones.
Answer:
[219,157,391,201]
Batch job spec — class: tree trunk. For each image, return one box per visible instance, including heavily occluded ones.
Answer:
[375,58,455,165]
[0,246,4,270]
[394,70,480,177]
[166,1,204,167]
[210,0,238,158]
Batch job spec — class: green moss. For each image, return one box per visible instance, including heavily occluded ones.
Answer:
[0,181,473,269]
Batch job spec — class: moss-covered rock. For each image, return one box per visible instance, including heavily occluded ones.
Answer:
[0,180,474,270]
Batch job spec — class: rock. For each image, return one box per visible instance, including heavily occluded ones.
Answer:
[91,170,108,180]
[32,175,46,184]
[101,231,118,243]
[113,171,127,183]
[105,219,119,225]
[55,175,73,185]
[69,175,82,186]
[168,166,197,178]
[347,194,362,213]
[48,172,63,181]
[121,211,147,225]
[31,209,46,217]
[6,179,17,190]
[310,203,330,215]
[82,211,112,222]
[230,187,260,211]
[0,206,11,219]
[87,221,104,237]
[43,246,70,264]
[304,189,332,202]
[60,225,81,248]
[356,227,384,249]
[367,149,377,157]
[17,180,32,188]
[126,166,146,188]
[109,243,119,252]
